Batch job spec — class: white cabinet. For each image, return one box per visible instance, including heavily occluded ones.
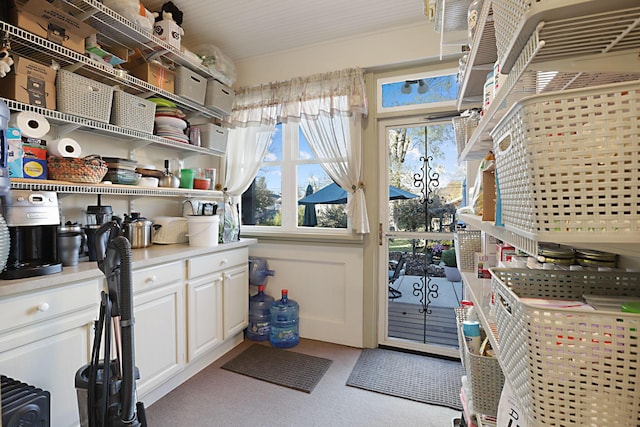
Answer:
[132,262,186,396]
[186,248,248,358]
[0,278,100,427]
[186,273,223,361]
[222,264,249,339]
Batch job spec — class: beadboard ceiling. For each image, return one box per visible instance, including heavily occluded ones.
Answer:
[142,0,429,62]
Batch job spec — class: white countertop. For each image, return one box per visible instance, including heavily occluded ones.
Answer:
[0,239,257,297]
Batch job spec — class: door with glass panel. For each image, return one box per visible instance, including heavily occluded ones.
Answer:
[379,117,464,358]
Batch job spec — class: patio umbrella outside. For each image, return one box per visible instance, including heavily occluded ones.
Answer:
[298,183,418,205]
[301,184,318,226]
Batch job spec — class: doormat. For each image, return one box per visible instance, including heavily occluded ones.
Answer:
[346,348,464,410]
[221,343,333,393]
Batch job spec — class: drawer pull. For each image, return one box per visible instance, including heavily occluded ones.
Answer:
[146,275,157,284]
[224,273,232,280]
[37,303,50,312]
[220,258,228,266]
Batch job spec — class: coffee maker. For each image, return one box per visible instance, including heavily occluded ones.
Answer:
[0,190,62,279]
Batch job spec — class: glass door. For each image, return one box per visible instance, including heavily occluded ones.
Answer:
[378,117,464,358]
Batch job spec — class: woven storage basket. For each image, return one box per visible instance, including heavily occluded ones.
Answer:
[490,80,640,243]
[454,307,504,417]
[47,155,108,183]
[490,268,640,427]
[454,230,481,272]
[110,91,156,133]
[56,70,114,123]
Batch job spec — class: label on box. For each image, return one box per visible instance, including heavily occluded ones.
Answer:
[7,128,23,178]
[22,137,47,160]
[154,19,181,50]
[11,55,56,82]
[23,158,46,179]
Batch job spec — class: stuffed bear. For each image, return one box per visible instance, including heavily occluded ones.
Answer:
[0,48,14,79]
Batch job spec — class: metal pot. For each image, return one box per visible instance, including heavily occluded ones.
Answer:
[122,213,158,248]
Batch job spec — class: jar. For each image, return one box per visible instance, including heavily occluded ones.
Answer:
[467,0,484,47]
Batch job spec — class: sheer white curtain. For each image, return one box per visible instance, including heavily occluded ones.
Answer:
[225,67,369,235]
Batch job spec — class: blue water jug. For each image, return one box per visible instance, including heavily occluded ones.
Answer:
[269,289,299,348]
[246,285,274,341]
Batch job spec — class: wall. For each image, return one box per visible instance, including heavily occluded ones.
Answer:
[234,21,460,87]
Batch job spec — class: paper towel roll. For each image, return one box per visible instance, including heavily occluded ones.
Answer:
[48,138,82,158]
[9,111,51,138]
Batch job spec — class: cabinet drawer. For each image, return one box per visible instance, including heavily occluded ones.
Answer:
[133,261,184,293]
[0,279,99,334]
[187,248,248,279]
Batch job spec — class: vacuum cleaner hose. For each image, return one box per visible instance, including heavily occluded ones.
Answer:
[111,235,138,425]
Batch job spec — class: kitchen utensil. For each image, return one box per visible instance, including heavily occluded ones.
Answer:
[122,212,158,248]
[159,159,180,188]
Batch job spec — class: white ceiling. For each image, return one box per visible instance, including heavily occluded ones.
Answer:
[142,0,429,62]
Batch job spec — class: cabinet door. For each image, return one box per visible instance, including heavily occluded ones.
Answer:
[133,282,185,396]
[222,264,249,339]
[186,273,223,361]
[0,310,94,427]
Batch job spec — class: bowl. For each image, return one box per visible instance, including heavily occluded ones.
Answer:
[193,178,211,190]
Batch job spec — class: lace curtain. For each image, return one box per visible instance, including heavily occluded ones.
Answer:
[224,67,369,234]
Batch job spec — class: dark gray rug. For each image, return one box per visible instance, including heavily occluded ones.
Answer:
[346,348,464,410]
[221,344,333,393]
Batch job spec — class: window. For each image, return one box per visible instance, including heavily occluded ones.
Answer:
[241,121,348,231]
[376,69,458,114]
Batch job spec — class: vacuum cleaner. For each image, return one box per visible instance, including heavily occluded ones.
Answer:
[75,218,147,427]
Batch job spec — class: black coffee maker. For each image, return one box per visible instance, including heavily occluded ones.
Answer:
[0,190,62,279]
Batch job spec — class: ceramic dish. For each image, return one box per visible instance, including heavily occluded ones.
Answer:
[154,116,188,130]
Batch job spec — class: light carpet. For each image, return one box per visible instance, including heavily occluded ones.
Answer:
[346,348,464,411]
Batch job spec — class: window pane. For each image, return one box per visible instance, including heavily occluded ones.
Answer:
[298,127,316,160]
[297,165,345,228]
[381,74,458,109]
[241,166,281,226]
[265,123,283,162]
[389,122,463,233]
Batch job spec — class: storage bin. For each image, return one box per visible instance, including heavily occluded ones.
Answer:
[454,230,481,273]
[192,122,228,153]
[490,267,640,426]
[110,91,156,133]
[490,80,640,243]
[56,70,114,123]
[175,66,207,104]
[455,307,504,417]
[204,79,234,115]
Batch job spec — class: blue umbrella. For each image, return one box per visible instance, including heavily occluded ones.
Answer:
[298,183,418,205]
[301,184,318,226]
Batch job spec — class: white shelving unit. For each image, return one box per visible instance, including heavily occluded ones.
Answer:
[3,1,231,200]
[453,1,640,425]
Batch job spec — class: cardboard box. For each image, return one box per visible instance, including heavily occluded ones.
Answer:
[0,74,56,109]
[154,19,181,50]
[482,167,496,222]
[475,252,496,279]
[124,61,175,93]
[10,0,96,54]
[7,128,23,178]
[11,55,56,82]
[22,137,47,179]
[481,231,498,257]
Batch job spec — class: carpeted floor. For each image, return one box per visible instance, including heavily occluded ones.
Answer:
[146,339,460,426]
[346,348,465,411]
[221,343,333,393]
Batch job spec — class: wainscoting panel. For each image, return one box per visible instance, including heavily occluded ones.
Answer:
[250,243,364,347]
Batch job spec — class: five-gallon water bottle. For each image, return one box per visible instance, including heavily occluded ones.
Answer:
[269,289,299,348]
[246,285,274,341]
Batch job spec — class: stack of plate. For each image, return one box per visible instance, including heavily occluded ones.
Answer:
[148,97,190,144]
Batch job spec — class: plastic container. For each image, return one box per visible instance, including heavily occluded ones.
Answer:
[269,289,299,348]
[186,214,220,247]
[246,285,275,341]
[180,168,194,189]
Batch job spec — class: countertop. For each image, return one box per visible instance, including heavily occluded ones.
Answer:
[0,239,257,297]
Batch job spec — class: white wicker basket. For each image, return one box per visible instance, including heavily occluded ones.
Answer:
[455,307,504,417]
[110,91,156,133]
[490,80,640,243]
[454,230,481,272]
[56,70,114,123]
[491,268,640,426]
